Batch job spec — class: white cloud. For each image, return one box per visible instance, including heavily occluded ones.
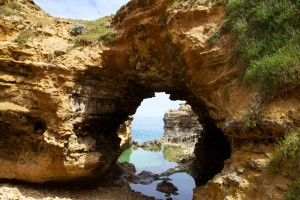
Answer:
[33,0,130,20]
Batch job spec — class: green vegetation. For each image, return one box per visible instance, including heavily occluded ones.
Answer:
[211,0,300,93]
[141,146,161,152]
[174,0,225,6]
[268,131,300,199]
[268,131,300,176]
[133,0,154,7]
[13,28,33,45]
[0,1,22,16]
[6,1,22,11]
[0,5,13,16]
[207,30,221,46]
[73,17,115,47]
[71,23,86,36]
[115,5,125,17]
[242,106,262,130]
[286,179,300,200]
[47,53,55,62]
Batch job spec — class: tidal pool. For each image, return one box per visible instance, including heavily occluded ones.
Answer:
[118,147,196,200]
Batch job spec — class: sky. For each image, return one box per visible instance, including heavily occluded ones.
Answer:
[135,93,184,118]
[33,0,130,20]
[32,1,185,120]
[132,93,185,131]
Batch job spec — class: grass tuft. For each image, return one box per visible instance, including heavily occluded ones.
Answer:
[73,17,115,47]
[13,28,33,45]
[0,5,13,16]
[0,1,22,16]
[7,1,22,11]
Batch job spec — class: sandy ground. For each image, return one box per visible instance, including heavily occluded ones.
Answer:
[0,182,154,200]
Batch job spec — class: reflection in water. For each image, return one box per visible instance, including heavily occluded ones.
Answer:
[118,147,195,199]
[162,145,183,162]
[118,147,177,174]
[117,147,133,163]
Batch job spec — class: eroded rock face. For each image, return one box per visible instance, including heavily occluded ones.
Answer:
[163,103,202,147]
[0,0,299,199]
[117,116,133,150]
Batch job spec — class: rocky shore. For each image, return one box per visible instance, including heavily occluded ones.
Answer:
[141,104,202,165]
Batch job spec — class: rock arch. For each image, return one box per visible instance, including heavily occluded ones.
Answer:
[0,0,234,184]
[0,2,295,195]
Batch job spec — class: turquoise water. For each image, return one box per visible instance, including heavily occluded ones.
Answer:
[131,116,164,144]
[118,147,196,199]
[119,147,177,174]
[131,129,163,144]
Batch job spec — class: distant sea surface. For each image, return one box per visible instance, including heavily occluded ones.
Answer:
[131,116,164,144]
[132,129,163,144]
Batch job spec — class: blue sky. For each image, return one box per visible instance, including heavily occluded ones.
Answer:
[33,0,130,20]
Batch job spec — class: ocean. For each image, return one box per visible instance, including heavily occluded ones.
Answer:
[131,116,164,144]
[132,129,163,144]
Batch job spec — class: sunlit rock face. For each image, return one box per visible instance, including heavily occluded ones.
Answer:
[0,1,299,199]
[163,103,202,147]
[117,116,133,150]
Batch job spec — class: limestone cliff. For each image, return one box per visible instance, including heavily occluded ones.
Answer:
[117,116,133,150]
[0,0,299,199]
[163,103,202,147]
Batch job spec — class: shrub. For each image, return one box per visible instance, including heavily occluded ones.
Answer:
[100,32,116,46]
[0,1,23,16]
[73,17,115,47]
[207,30,220,46]
[242,107,261,130]
[286,179,300,200]
[244,46,300,93]
[268,131,300,199]
[268,131,300,177]
[225,0,300,93]
[14,28,33,45]
[71,24,86,36]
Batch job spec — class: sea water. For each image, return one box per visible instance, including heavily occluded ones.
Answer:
[131,129,163,144]
[118,147,196,200]
[131,116,164,144]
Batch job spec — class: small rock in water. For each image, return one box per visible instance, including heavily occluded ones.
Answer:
[130,170,159,185]
[156,180,178,197]
[160,168,176,176]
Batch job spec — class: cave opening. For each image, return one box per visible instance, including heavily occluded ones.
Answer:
[117,92,198,199]
[108,86,233,191]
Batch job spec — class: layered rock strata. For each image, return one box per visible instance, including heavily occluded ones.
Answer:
[163,103,202,147]
[0,0,299,199]
[141,103,202,165]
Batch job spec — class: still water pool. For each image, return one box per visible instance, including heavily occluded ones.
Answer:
[118,147,196,200]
